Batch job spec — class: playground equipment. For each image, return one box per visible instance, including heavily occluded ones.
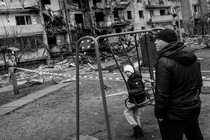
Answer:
[75,28,163,140]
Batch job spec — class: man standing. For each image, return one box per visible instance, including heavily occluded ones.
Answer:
[154,29,203,140]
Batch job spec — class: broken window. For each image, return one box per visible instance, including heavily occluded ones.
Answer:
[42,0,51,4]
[73,0,77,3]
[95,12,104,22]
[193,5,200,13]
[114,10,119,19]
[116,28,122,33]
[48,36,57,46]
[66,0,72,5]
[159,0,164,5]
[93,0,102,7]
[160,10,166,15]
[149,10,154,17]
[75,14,84,24]
[139,10,144,19]
[127,11,132,19]
[15,16,32,25]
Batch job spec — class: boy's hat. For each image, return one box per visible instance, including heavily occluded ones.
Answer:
[156,29,178,43]
[123,65,134,73]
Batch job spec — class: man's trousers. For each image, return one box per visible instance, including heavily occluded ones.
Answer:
[158,118,203,140]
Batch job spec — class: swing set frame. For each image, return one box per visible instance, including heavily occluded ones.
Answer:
[75,28,163,140]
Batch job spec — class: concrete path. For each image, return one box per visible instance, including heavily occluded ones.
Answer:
[0,82,71,116]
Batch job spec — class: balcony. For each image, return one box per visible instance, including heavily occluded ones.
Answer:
[0,8,39,14]
[193,12,201,19]
[114,1,130,9]
[112,18,131,27]
[0,24,44,38]
[145,1,170,9]
[145,4,170,9]
[96,21,108,27]
[149,15,174,23]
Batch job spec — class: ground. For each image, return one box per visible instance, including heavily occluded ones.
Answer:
[0,49,210,140]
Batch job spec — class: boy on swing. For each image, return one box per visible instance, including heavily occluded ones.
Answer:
[123,64,146,139]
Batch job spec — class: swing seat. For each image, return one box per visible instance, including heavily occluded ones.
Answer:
[125,86,155,110]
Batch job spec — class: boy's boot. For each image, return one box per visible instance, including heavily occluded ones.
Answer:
[131,125,138,138]
[132,125,144,139]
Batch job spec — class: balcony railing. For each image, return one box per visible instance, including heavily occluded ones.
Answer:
[112,18,131,27]
[150,15,175,23]
[0,24,44,38]
[145,4,170,9]
[193,12,201,19]
[114,1,130,9]
[145,0,171,9]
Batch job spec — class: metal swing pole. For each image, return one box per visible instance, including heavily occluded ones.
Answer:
[118,37,133,68]
[76,36,112,140]
[144,33,155,87]
[106,41,129,90]
[134,34,142,75]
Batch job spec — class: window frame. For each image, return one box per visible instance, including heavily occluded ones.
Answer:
[127,11,132,19]
[138,10,144,19]
[15,15,32,25]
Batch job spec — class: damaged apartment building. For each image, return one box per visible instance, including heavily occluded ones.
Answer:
[0,0,209,66]
[68,0,183,37]
[0,0,48,64]
[0,0,72,65]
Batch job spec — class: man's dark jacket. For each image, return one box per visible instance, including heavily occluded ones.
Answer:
[155,42,203,122]
[127,72,145,104]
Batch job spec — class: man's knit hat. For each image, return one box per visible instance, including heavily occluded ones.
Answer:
[123,65,134,73]
[156,29,178,43]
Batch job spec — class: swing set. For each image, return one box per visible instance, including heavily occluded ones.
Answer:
[75,28,163,140]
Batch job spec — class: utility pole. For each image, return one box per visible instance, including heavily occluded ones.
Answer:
[176,0,182,42]
[63,0,73,45]
[38,0,50,62]
[81,0,96,37]
[180,0,193,34]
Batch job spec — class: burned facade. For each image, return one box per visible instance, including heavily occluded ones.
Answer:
[0,0,72,64]
[0,0,209,66]
[66,0,184,38]
[0,0,48,64]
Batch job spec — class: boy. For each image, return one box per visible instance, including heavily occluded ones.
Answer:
[123,64,145,139]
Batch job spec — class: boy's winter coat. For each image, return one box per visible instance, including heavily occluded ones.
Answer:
[127,72,145,104]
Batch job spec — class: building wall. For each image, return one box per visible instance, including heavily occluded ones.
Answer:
[198,0,208,15]
[0,0,38,9]
[0,13,39,27]
[126,0,182,31]
[130,1,150,31]
[43,0,61,11]
[181,0,194,22]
